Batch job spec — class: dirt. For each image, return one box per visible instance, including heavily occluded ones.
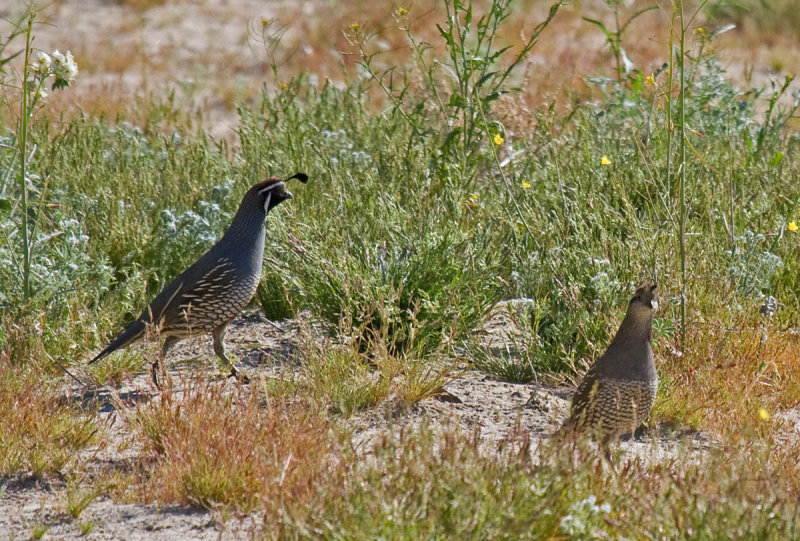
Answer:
[0,478,254,540]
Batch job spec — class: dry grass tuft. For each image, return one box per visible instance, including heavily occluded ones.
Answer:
[119,374,340,512]
[655,317,800,438]
[0,351,98,477]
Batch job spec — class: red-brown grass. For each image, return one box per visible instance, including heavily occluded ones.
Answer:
[120,374,341,513]
[655,317,800,439]
[0,348,98,477]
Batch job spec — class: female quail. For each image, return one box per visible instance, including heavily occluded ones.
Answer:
[560,283,658,446]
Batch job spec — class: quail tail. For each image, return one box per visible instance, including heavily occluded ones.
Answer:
[89,320,146,364]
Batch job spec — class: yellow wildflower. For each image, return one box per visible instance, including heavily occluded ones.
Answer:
[601,155,612,166]
[521,181,532,189]
[695,27,705,36]
[280,81,289,90]
[493,133,504,146]
[789,221,798,232]
[758,407,770,420]
[469,193,479,201]
[645,74,655,86]
[261,17,270,27]
[397,7,408,16]
[350,22,360,33]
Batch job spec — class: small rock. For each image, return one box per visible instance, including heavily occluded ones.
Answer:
[524,392,549,412]
[434,390,463,404]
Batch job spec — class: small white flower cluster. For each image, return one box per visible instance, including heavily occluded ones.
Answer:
[559,495,612,538]
[28,49,78,96]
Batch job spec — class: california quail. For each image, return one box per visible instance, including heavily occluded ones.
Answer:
[90,173,308,387]
[559,283,658,446]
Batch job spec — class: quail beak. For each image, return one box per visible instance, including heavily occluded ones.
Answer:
[273,181,292,201]
[261,181,293,212]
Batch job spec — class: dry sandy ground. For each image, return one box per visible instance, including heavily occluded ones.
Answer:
[0,307,714,540]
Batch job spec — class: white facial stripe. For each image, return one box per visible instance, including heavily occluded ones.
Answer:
[263,191,272,212]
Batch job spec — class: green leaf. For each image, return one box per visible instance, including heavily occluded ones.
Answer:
[476,71,498,89]
[436,24,455,48]
[482,90,509,104]
[581,17,612,38]
[0,49,22,71]
[448,94,469,109]
[0,199,11,212]
[488,45,513,63]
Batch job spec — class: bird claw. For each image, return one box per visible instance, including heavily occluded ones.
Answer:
[227,367,250,384]
[151,361,162,390]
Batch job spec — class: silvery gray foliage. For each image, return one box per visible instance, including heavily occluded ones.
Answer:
[0,215,113,306]
[726,231,783,297]
[319,129,375,174]
[159,178,237,261]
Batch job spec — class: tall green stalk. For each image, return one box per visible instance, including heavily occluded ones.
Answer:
[18,13,34,300]
[677,0,687,344]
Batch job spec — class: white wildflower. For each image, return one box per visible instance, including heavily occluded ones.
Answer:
[52,49,78,82]
[559,495,612,537]
[51,49,65,66]
[63,50,79,80]
[30,51,52,75]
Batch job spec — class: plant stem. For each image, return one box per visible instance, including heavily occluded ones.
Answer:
[728,124,735,260]
[614,5,621,84]
[19,13,34,300]
[678,0,687,344]
[474,94,534,238]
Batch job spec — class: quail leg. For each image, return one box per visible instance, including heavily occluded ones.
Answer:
[152,336,178,389]
[601,440,619,474]
[213,324,249,383]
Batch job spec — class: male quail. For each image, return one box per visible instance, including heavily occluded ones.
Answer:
[559,283,658,446]
[90,173,308,387]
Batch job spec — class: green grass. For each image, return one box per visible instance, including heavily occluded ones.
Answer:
[275,424,800,539]
[705,0,800,37]
[3,3,798,371]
